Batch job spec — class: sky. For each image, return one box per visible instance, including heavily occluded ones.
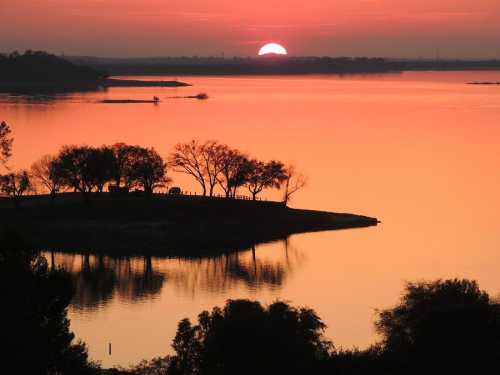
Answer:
[2,0,500,58]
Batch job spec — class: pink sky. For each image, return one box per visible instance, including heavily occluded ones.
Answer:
[2,0,499,58]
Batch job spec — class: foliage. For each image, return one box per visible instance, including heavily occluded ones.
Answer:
[217,148,251,198]
[245,160,287,200]
[0,121,13,165]
[169,141,294,199]
[52,146,102,194]
[375,279,500,372]
[124,147,169,194]
[0,230,98,374]
[0,50,106,82]
[30,154,65,195]
[51,144,168,196]
[167,299,332,375]
[0,170,32,197]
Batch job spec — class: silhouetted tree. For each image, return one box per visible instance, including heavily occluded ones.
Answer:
[52,146,99,195]
[375,279,500,373]
[111,143,141,188]
[52,145,115,195]
[169,140,227,197]
[167,299,331,375]
[0,121,13,165]
[282,165,307,206]
[30,154,64,197]
[0,170,31,197]
[169,140,208,196]
[218,148,251,198]
[0,230,98,374]
[124,147,168,194]
[200,141,227,197]
[87,146,115,192]
[246,160,287,200]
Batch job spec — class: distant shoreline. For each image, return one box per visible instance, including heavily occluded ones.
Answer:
[68,56,500,77]
[0,78,190,93]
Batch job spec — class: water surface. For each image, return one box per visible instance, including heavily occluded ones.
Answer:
[3,71,500,367]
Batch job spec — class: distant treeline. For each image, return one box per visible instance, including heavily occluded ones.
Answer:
[68,55,500,76]
[0,50,106,82]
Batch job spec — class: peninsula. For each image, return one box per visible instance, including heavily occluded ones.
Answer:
[0,193,378,256]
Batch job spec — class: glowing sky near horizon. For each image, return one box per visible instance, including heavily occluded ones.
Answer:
[2,0,500,58]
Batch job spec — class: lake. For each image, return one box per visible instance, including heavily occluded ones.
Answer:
[2,71,500,367]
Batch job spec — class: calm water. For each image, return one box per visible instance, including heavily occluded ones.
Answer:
[2,72,500,367]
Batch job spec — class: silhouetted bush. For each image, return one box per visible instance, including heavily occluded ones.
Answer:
[0,121,13,164]
[375,279,500,373]
[125,279,500,375]
[166,299,331,375]
[0,229,98,374]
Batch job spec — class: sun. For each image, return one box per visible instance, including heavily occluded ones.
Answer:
[258,43,288,56]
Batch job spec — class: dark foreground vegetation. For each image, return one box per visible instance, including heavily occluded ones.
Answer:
[0,230,98,374]
[3,230,499,375]
[126,279,500,375]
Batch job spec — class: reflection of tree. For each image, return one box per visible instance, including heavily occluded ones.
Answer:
[166,238,304,295]
[48,253,166,311]
[44,237,304,309]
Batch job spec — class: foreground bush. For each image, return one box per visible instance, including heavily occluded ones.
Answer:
[0,230,98,374]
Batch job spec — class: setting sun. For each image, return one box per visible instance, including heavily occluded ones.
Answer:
[258,43,288,56]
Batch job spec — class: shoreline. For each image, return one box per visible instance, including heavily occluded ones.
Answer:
[0,78,191,93]
[0,193,378,256]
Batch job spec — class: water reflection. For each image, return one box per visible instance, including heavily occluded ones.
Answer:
[45,239,303,311]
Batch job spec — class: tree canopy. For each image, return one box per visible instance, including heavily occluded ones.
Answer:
[0,50,106,82]
[0,121,13,165]
[0,230,97,374]
[167,299,331,375]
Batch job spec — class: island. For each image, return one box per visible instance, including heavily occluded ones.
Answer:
[0,193,378,256]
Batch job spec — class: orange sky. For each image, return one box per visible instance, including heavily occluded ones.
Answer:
[2,0,500,58]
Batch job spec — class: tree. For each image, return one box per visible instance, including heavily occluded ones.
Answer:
[52,146,97,195]
[200,141,227,197]
[125,147,168,194]
[52,145,114,195]
[111,143,141,188]
[246,160,287,200]
[87,146,115,192]
[282,165,307,206]
[0,170,31,197]
[0,230,98,374]
[169,140,208,196]
[0,121,13,165]
[218,149,251,198]
[375,279,500,372]
[30,154,63,196]
[169,140,228,197]
[167,299,332,375]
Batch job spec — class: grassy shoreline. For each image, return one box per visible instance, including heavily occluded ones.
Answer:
[0,193,378,255]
